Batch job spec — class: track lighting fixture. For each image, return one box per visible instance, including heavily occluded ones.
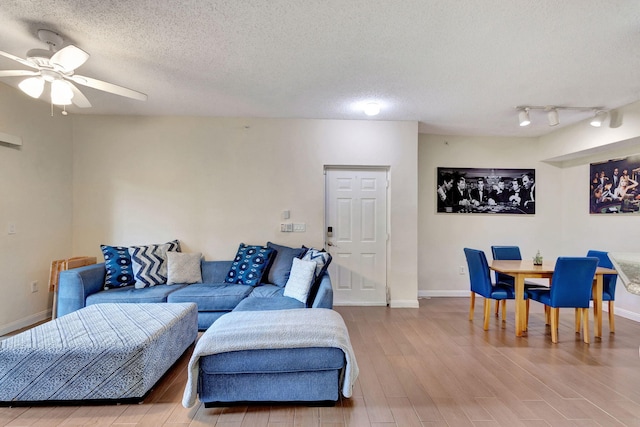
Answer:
[590,110,608,127]
[547,108,559,126]
[516,105,612,128]
[518,108,530,126]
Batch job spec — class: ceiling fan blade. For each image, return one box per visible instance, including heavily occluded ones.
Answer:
[69,74,147,101]
[68,82,92,108]
[50,45,89,72]
[0,50,38,69]
[0,69,40,77]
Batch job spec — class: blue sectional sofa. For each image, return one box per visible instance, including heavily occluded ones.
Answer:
[57,259,333,330]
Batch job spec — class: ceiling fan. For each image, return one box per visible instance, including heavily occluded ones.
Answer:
[0,29,147,109]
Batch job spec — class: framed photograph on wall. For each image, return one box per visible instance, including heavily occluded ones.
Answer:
[437,167,536,214]
[590,156,640,214]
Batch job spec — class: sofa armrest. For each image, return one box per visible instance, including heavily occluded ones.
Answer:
[310,272,333,309]
[57,263,106,317]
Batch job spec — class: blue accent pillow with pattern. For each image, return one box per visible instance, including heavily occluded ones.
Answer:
[225,243,275,286]
[101,245,135,289]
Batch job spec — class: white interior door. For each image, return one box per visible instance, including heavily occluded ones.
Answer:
[325,168,388,305]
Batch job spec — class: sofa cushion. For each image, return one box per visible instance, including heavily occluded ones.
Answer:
[233,296,305,311]
[266,242,306,287]
[167,283,253,311]
[167,252,202,285]
[101,245,135,288]
[224,244,274,286]
[86,284,186,305]
[129,240,181,288]
[283,258,316,303]
[199,347,345,374]
[248,284,284,298]
[201,261,233,283]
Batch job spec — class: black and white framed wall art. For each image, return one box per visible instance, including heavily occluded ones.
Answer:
[590,155,640,214]
[437,167,536,214]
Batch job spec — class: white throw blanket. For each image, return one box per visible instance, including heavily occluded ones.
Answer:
[609,252,640,295]
[182,308,359,408]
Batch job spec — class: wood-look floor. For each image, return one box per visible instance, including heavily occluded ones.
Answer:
[2,297,640,426]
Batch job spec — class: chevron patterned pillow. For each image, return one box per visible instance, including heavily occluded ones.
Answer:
[128,240,181,288]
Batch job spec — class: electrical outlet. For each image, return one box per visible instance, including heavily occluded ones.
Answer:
[30,281,38,293]
[459,266,465,275]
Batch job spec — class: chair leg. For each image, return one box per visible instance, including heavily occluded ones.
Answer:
[575,308,581,334]
[609,301,615,333]
[495,300,500,317]
[551,307,559,343]
[501,299,507,323]
[581,308,590,344]
[469,292,475,321]
[544,306,550,325]
[483,299,491,330]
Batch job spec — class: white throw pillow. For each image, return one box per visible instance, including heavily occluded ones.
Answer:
[167,252,203,285]
[283,257,317,303]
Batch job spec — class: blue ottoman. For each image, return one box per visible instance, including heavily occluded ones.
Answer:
[182,308,359,407]
[0,303,197,405]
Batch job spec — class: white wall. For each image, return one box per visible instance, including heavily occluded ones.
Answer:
[418,134,563,295]
[539,102,640,321]
[419,101,640,321]
[0,84,73,334]
[71,116,419,307]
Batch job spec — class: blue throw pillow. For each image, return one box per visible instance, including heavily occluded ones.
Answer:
[266,242,307,287]
[225,244,275,286]
[101,245,135,289]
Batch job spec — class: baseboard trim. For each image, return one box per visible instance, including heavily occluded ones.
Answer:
[417,291,640,323]
[389,299,420,308]
[0,309,52,337]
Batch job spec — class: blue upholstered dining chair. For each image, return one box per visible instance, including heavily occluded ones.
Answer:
[464,248,516,330]
[527,257,599,344]
[490,246,547,320]
[586,250,617,332]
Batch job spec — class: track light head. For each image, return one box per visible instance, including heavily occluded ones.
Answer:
[547,108,559,126]
[590,110,608,127]
[518,108,531,127]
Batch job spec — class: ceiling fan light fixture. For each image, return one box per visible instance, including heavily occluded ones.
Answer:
[18,76,44,98]
[51,79,74,105]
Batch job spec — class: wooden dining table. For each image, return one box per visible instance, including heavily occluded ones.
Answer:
[489,260,618,337]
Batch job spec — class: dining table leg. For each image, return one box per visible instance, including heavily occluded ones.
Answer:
[515,274,526,336]
[593,275,603,338]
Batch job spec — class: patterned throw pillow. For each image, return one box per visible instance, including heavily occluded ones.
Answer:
[225,243,275,286]
[302,247,332,277]
[101,245,135,289]
[301,247,333,307]
[128,240,181,288]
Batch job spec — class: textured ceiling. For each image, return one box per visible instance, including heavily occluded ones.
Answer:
[1,1,639,136]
